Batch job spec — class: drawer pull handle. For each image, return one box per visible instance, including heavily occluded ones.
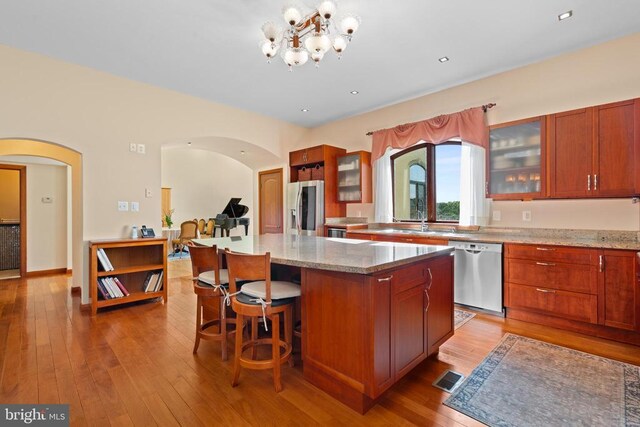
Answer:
[425,289,430,312]
[599,255,604,272]
[426,268,433,289]
[536,247,555,251]
[536,288,556,293]
[536,262,556,266]
[377,275,393,282]
[587,174,591,191]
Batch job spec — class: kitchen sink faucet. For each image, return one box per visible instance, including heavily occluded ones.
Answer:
[417,211,428,232]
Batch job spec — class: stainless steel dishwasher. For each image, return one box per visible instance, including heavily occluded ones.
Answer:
[451,241,503,315]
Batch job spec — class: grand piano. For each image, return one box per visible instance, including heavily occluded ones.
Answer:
[211,198,250,237]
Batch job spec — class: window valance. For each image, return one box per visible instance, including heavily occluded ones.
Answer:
[371,107,488,162]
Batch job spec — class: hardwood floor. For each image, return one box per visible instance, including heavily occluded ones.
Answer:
[1,260,639,426]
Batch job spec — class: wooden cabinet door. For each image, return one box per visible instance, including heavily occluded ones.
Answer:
[598,250,639,331]
[593,100,638,197]
[289,149,307,167]
[426,255,454,354]
[392,282,427,378]
[548,108,594,198]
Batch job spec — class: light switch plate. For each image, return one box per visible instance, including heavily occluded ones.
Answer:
[145,188,152,198]
[130,201,139,212]
[118,201,129,211]
[129,143,137,152]
[137,144,146,154]
[522,210,532,221]
[492,210,501,221]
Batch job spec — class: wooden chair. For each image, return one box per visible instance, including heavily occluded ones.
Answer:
[225,249,300,392]
[189,243,238,360]
[204,219,214,238]
[172,220,198,256]
[197,219,206,236]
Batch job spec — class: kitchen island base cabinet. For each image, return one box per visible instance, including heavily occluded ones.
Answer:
[301,254,454,414]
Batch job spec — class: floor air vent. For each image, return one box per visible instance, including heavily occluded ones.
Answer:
[432,370,464,393]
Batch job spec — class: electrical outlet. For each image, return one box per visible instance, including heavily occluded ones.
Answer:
[522,210,532,222]
[145,188,152,198]
[492,210,501,221]
[137,144,146,154]
[118,201,129,211]
[130,201,139,212]
[129,143,137,152]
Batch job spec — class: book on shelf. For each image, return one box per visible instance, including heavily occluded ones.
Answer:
[96,248,114,271]
[113,277,130,296]
[97,279,111,300]
[143,272,155,292]
[153,271,164,292]
[104,277,122,298]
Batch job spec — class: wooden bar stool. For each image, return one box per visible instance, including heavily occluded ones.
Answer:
[189,243,239,361]
[224,249,300,392]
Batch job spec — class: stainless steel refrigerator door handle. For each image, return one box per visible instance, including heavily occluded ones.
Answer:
[295,187,302,233]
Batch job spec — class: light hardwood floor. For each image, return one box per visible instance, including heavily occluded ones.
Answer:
[1,259,639,426]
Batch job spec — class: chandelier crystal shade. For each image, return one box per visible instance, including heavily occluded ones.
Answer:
[259,1,360,70]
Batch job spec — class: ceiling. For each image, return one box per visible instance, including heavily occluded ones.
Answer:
[1,1,639,128]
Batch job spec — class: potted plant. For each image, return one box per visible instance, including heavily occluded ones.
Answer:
[164,209,175,228]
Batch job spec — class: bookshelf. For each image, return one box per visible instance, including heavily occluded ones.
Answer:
[89,237,168,315]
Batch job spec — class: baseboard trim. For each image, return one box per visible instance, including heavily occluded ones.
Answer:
[25,268,68,278]
[79,303,91,312]
[70,286,81,295]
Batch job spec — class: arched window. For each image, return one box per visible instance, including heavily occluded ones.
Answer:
[391,142,461,222]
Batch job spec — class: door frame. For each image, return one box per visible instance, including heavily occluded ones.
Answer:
[0,163,27,277]
[258,168,284,235]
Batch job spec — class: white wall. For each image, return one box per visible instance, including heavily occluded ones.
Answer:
[161,147,253,236]
[26,163,68,271]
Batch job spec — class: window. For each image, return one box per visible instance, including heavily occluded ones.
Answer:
[392,142,461,222]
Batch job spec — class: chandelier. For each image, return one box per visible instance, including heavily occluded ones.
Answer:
[260,2,360,70]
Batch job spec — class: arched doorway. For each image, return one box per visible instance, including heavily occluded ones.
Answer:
[0,139,83,296]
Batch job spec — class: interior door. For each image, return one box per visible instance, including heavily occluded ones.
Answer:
[259,168,283,234]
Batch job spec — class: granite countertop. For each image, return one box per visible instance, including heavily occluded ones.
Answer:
[324,217,370,228]
[191,234,453,274]
[348,226,640,250]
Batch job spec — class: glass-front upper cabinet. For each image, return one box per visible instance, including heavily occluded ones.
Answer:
[337,151,372,203]
[488,117,545,199]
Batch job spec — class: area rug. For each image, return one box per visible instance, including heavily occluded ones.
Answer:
[167,251,190,261]
[454,308,475,329]
[445,333,640,426]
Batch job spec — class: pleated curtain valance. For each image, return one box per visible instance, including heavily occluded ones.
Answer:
[371,107,489,162]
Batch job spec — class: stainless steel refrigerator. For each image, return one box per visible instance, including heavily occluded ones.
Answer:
[286,180,324,236]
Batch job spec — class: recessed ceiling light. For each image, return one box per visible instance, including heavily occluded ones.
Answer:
[240,150,245,155]
[187,141,192,146]
[350,90,359,95]
[301,108,309,112]
[558,10,572,21]
[438,56,449,63]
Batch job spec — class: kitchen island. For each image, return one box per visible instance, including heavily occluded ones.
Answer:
[192,234,454,413]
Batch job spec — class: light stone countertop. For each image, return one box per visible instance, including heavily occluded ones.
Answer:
[192,234,453,274]
[348,227,640,250]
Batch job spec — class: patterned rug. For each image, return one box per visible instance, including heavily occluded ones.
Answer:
[445,333,640,426]
[454,308,475,329]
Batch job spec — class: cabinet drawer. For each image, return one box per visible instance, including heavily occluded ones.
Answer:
[507,283,597,323]
[505,243,595,265]
[375,262,427,294]
[506,259,597,294]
